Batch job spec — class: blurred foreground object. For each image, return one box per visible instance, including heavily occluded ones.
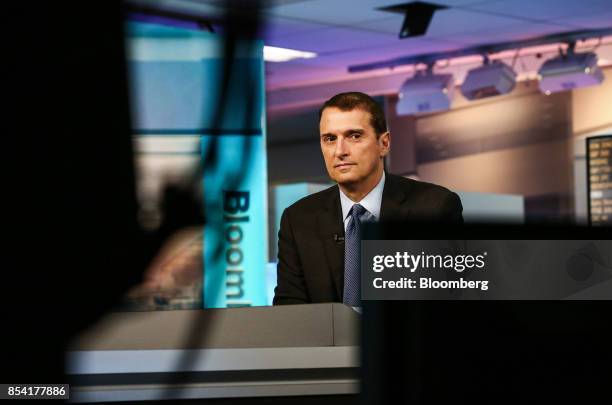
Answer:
[125,227,203,310]
[3,0,202,382]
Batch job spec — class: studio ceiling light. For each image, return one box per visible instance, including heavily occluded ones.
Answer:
[537,44,604,94]
[396,65,454,116]
[461,59,517,100]
[263,46,316,62]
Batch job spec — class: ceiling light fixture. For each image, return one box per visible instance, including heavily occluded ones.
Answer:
[537,42,604,94]
[263,46,317,62]
[461,56,517,100]
[396,63,454,115]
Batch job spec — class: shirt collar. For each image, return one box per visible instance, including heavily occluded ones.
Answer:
[339,171,386,221]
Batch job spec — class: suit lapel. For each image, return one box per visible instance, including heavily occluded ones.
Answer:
[316,186,345,300]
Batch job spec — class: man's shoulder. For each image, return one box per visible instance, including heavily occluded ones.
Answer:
[284,183,338,216]
[385,173,463,223]
[387,173,456,198]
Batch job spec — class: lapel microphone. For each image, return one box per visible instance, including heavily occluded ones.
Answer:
[333,234,345,244]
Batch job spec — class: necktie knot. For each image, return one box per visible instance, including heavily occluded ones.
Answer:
[350,203,367,220]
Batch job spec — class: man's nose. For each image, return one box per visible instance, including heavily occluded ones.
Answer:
[334,137,349,158]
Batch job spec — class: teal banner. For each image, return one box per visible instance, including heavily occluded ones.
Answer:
[200,51,268,308]
[202,133,268,308]
[128,25,268,308]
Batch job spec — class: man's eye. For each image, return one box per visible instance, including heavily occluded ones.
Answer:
[350,133,361,139]
[324,136,335,142]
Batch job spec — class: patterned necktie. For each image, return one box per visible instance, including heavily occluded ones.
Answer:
[343,203,368,306]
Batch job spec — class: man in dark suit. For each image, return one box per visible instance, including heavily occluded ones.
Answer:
[273,92,463,305]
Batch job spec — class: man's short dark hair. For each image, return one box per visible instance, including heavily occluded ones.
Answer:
[319,92,388,136]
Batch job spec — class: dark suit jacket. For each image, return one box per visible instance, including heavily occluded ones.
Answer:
[273,173,463,305]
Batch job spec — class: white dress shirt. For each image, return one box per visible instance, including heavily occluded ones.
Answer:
[339,170,386,230]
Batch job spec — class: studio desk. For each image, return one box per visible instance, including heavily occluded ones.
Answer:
[66,303,360,403]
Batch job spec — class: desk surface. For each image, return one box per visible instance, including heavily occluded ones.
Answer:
[70,303,359,350]
[67,304,360,403]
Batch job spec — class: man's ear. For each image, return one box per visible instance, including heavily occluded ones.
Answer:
[379,131,391,157]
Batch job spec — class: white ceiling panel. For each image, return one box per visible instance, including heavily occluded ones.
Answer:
[355,8,523,37]
[258,15,329,41]
[334,38,465,62]
[263,25,394,53]
[446,21,576,46]
[557,11,612,30]
[422,0,499,5]
[280,37,463,67]
[423,8,523,37]
[466,0,612,21]
[266,0,406,25]
[357,15,405,35]
[264,0,518,27]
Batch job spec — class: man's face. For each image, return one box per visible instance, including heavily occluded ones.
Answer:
[319,107,390,187]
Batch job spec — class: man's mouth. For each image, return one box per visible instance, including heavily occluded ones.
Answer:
[334,163,355,168]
